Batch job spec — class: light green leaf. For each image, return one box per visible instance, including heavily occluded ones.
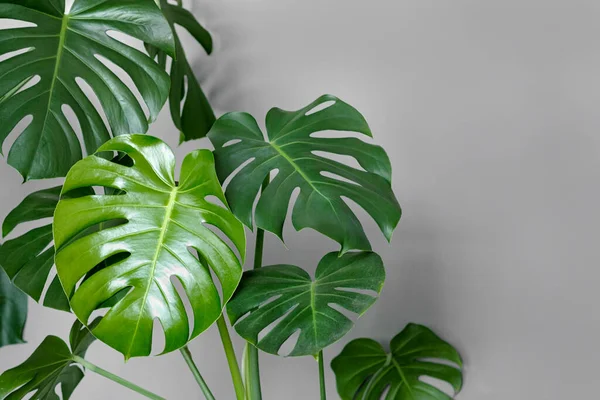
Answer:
[54,134,246,359]
[331,324,463,400]
[208,94,401,253]
[0,319,98,400]
[0,0,175,180]
[0,267,27,348]
[228,251,385,357]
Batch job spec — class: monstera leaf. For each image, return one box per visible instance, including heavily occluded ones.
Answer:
[53,134,246,359]
[147,0,215,141]
[0,186,92,311]
[0,319,98,399]
[331,324,463,400]
[0,0,175,180]
[208,95,401,253]
[228,252,385,357]
[0,267,27,347]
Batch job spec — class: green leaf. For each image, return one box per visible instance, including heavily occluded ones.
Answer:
[0,319,98,400]
[208,94,401,253]
[331,324,463,400]
[53,134,246,359]
[0,267,27,348]
[228,251,385,357]
[0,186,92,311]
[148,0,215,142]
[0,0,175,180]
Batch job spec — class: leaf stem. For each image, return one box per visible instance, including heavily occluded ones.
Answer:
[318,350,327,400]
[217,315,246,400]
[180,346,216,400]
[73,355,164,400]
[245,176,270,399]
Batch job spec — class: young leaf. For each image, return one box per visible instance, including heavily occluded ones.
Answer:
[0,0,175,180]
[148,0,215,142]
[0,267,27,348]
[331,324,463,400]
[228,251,385,357]
[0,320,98,399]
[53,134,246,359]
[0,186,92,311]
[208,95,401,253]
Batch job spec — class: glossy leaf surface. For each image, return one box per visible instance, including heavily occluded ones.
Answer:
[0,320,97,400]
[331,324,463,400]
[208,95,401,253]
[0,267,27,348]
[0,186,92,311]
[54,134,246,359]
[148,0,215,141]
[228,252,385,357]
[0,0,174,180]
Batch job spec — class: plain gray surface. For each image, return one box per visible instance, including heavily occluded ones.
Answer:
[1,0,599,398]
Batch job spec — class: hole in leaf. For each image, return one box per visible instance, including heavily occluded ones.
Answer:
[105,30,146,53]
[419,375,455,397]
[269,168,279,181]
[334,286,379,297]
[204,195,227,209]
[278,329,300,357]
[0,47,33,63]
[75,77,111,136]
[15,75,40,95]
[204,222,243,266]
[61,104,86,158]
[319,171,361,186]
[310,130,375,143]
[222,139,241,148]
[151,318,166,356]
[327,302,355,321]
[2,115,33,156]
[257,303,299,343]
[0,19,36,29]
[94,54,150,121]
[221,157,255,190]
[171,275,195,338]
[380,384,392,399]
[305,100,335,116]
[311,150,365,172]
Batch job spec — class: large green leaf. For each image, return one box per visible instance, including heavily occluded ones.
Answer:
[0,267,27,348]
[208,94,401,253]
[0,0,175,180]
[53,134,246,359]
[0,319,98,400]
[331,324,463,400]
[147,0,215,141]
[0,186,92,311]
[228,251,385,357]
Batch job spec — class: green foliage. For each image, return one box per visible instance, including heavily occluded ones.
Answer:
[147,0,215,142]
[331,324,463,400]
[0,319,98,400]
[53,134,246,359]
[0,0,174,180]
[0,186,93,311]
[0,267,27,348]
[208,94,401,253]
[228,251,385,357]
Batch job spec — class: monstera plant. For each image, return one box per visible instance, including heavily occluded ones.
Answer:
[0,1,465,399]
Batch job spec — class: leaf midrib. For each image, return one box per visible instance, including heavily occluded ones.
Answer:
[124,187,178,359]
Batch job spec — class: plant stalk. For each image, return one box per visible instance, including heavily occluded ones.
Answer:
[73,355,165,400]
[180,346,216,400]
[217,315,246,400]
[318,350,327,400]
[245,176,270,399]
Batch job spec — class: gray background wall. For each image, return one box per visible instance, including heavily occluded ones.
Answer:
[1,0,599,398]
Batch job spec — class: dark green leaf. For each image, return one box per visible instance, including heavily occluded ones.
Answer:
[0,186,92,311]
[228,251,385,357]
[0,267,27,348]
[0,320,97,400]
[331,324,463,400]
[54,134,246,359]
[0,0,175,180]
[149,0,215,141]
[208,95,401,253]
